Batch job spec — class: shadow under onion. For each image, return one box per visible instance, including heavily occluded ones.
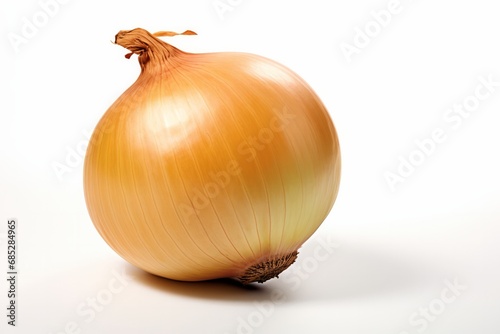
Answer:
[126,265,281,302]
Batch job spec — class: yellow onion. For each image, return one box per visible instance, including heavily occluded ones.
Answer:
[84,28,341,284]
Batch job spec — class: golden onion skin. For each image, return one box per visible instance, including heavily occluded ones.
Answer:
[84,28,340,283]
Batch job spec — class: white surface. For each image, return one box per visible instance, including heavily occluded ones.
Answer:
[1,0,500,333]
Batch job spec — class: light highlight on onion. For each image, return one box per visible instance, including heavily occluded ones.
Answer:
[84,28,341,284]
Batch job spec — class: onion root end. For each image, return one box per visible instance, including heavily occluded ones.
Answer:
[236,251,298,285]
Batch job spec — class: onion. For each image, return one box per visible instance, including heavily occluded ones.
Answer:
[84,28,341,284]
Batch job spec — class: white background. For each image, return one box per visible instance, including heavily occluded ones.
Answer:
[1,0,500,333]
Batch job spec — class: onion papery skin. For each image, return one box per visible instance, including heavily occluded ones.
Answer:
[84,28,341,283]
